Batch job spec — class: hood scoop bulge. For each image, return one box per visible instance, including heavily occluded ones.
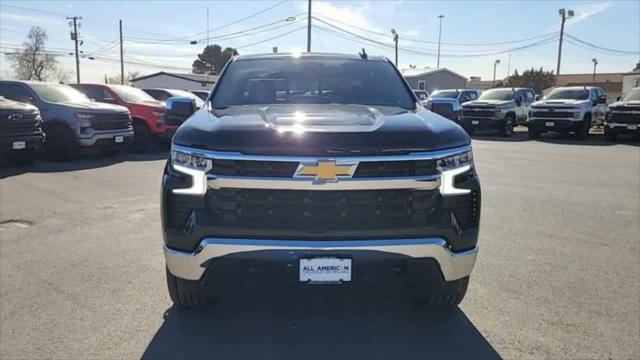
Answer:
[258,105,386,133]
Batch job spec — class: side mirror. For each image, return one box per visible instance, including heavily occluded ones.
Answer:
[515,98,522,106]
[535,95,542,101]
[598,95,607,104]
[616,96,621,102]
[165,96,196,125]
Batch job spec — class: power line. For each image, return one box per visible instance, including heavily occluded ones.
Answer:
[565,33,638,55]
[235,25,306,50]
[312,13,560,47]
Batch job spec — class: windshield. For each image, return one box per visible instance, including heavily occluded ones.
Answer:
[212,58,416,110]
[111,85,157,104]
[30,84,91,103]
[623,88,640,102]
[547,88,589,100]
[478,89,516,101]
[169,89,205,108]
[431,90,459,99]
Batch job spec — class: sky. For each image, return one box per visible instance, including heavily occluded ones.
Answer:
[0,0,638,83]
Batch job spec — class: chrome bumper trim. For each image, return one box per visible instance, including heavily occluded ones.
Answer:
[164,238,478,282]
[76,129,134,146]
[605,122,639,129]
[207,175,441,191]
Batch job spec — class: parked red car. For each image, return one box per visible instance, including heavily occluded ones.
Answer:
[72,84,177,151]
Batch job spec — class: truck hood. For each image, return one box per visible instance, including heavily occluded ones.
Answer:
[0,98,38,112]
[463,99,512,107]
[609,100,640,109]
[428,97,458,104]
[532,99,589,107]
[173,104,470,156]
[55,101,129,113]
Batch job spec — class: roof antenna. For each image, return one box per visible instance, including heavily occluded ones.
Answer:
[359,48,368,59]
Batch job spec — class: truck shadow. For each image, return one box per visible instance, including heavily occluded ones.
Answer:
[143,288,500,359]
[0,149,168,180]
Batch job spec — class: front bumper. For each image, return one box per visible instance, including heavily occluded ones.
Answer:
[0,133,45,153]
[460,116,504,129]
[528,119,582,132]
[164,238,478,282]
[605,122,640,134]
[76,128,134,147]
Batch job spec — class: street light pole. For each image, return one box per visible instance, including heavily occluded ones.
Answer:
[592,58,598,85]
[437,15,444,68]
[391,29,398,67]
[307,0,312,52]
[556,8,574,85]
[493,59,501,87]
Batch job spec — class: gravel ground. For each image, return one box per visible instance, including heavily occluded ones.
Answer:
[1,132,639,359]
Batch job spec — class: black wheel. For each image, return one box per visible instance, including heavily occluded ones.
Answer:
[412,276,470,308]
[101,148,121,157]
[166,267,210,308]
[501,114,515,137]
[44,123,76,161]
[528,126,542,139]
[575,115,591,140]
[6,149,36,166]
[605,128,618,142]
[131,121,153,153]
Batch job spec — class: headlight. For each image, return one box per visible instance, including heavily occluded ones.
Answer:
[171,149,211,171]
[75,112,94,128]
[171,148,212,196]
[153,110,166,124]
[437,150,473,196]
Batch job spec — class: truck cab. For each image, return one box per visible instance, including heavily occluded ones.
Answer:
[426,89,479,123]
[460,87,535,136]
[528,86,607,140]
[72,84,172,152]
[0,81,133,159]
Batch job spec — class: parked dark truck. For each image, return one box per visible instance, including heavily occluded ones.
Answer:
[161,53,481,308]
[604,87,640,141]
[0,97,45,165]
[0,81,134,159]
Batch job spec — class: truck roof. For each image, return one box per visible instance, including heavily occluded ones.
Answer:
[234,52,389,62]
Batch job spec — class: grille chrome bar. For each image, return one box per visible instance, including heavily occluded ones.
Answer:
[207,174,441,191]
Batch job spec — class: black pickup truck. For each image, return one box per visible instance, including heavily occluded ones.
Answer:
[0,97,45,165]
[161,53,481,308]
[604,87,640,141]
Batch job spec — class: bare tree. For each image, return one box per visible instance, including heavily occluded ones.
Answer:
[106,70,141,85]
[6,26,59,81]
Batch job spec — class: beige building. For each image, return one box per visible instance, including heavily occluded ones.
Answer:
[401,67,468,94]
[622,62,640,97]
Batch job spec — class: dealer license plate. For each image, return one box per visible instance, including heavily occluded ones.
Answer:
[628,125,638,130]
[12,141,26,150]
[299,257,352,283]
[545,122,555,127]
[114,136,124,143]
[471,120,479,125]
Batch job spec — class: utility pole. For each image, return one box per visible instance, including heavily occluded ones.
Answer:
[391,29,398,67]
[307,0,312,52]
[507,53,512,79]
[493,59,501,87]
[555,8,574,85]
[437,15,444,68]
[119,20,124,85]
[67,16,82,83]
[592,58,598,85]
[207,7,210,47]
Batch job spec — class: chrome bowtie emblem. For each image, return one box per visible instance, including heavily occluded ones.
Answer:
[294,161,358,182]
[8,113,23,120]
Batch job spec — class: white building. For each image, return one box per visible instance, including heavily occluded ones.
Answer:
[622,62,640,97]
[131,72,218,91]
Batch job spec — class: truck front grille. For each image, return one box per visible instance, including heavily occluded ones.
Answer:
[431,103,456,119]
[0,111,41,137]
[206,189,440,235]
[209,159,437,178]
[609,112,640,124]
[462,109,494,118]
[92,112,131,130]
[532,111,573,119]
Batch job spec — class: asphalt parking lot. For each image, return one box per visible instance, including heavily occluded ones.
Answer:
[0,131,638,359]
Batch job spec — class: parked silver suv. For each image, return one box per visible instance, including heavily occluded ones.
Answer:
[426,89,479,123]
[528,86,607,139]
[0,81,134,159]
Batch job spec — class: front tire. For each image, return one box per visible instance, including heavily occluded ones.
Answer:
[575,115,591,140]
[501,114,515,137]
[131,121,153,153]
[6,149,37,166]
[166,267,210,308]
[44,123,76,161]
